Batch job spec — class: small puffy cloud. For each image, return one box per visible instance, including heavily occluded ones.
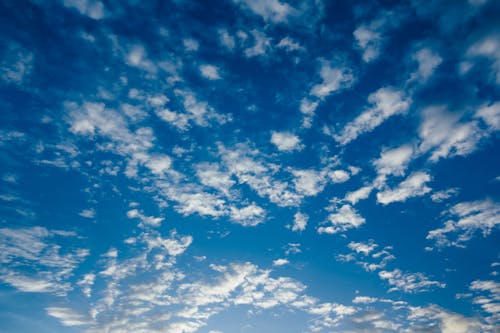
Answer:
[431,188,459,202]
[276,37,302,52]
[200,64,221,80]
[229,203,266,226]
[271,131,302,152]
[466,35,500,84]
[183,38,199,52]
[348,241,377,256]
[353,24,383,62]
[334,88,411,145]
[318,204,365,234]
[273,258,289,266]
[373,144,414,178]
[62,0,105,20]
[409,47,442,82]
[196,163,235,196]
[234,0,295,23]
[127,209,164,227]
[475,101,500,130]
[419,106,482,162]
[218,28,236,50]
[79,208,95,219]
[345,185,373,205]
[0,43,34,85]
[328,170,350,183]
[427,199,500,247]
[310,61,355,99]
[244,29,272,58]
[290,169,325,196]
[376,171,431,205]
[378,269,445,293]
[292,212,308,232]
[46,307,94,327]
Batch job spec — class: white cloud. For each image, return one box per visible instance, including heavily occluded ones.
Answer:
[271,131,302,152]
[244,30,272,57]
[310,61,355,99]
[218,28,236,50]
[409,48,442,82]
[290,169,326,196]
[46,307,94,326]
[427,199,500,247]
[419,106,482,162]
[62,0,105,20]
[79,208,95,219]
[328,169,350,183]
[0,43,34,85]
[292,212,308,232]
[467,35,500,84]
[345,185,373,205]
[431,188,459,202]
[196,163,235,196]
[373,144,414,178]
[318,204,365,234]
[127,209,164,227]
[348,241,377,255]
[378,269,445,293]
[234,0,294,23]
[183,38,199,52]
[276,37,302,52]
[476,101,500,130]
[376,171,431,205]
[229,203,266,226]
[200,64,221,80]
[273,258,289,266]
[353,24,383,62]
[0,226,88,296]
[334,87,411,145]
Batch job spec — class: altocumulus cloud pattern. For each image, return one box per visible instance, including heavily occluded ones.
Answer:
[0,1,499,332]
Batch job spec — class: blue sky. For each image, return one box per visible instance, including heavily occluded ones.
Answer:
[0,0,499,332]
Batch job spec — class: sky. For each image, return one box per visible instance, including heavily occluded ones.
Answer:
[0,0,499,332]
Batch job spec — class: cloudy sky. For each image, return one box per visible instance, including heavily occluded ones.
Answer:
[1,0,499,332]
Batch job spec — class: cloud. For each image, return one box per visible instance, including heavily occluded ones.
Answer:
[318,204,365,234]
[244,30,272,58]
[310,61,355,99]
[466,35,500,84]
[418,106,482,162]
[373,144,414,178]
[199,64,221,80]
[183,38,199,52]
[427,199,500,247]
[234,0,295,23]
[127,209,164,227]
[431,188,459,203]
[376,171,431,205]
[79,208,95,219]
[46,307,94,327]
[348,241,378,256]
[276,37,302,52]
[218,28,236,50]
[270,131,302,152]
[409,48,442,83]
[290,169,326,196]
[273,258,289,266]
[196,163,235,196]
[334,87,411,145]
[0,43,34,85]
[378,269,445,293]
[0,226,88,296]
[292,212,308,232]
[353,24,384,62]
[229,203,266,226]
[62,0,105,20]
[345,185,373,205]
